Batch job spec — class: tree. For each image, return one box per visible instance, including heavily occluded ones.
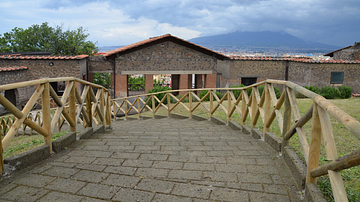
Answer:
[0,22,98,55]
[93,73,111,89]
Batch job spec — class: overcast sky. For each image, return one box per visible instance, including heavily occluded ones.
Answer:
[0,0,359,47]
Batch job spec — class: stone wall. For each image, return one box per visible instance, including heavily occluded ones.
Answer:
[333,42,360,61]
[88,56,114,73]
[289,62,360,93]
[0,59,84,81]
[0,70,27,85]
[218,60,286,87]
[114,41,217,74]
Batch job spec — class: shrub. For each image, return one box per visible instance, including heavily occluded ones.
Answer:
[199,90,223,101]
[230,84,280,99]
[338,86,352,99]
[319,86,340,99]
[303,86,319,94]
[146,85,172,106]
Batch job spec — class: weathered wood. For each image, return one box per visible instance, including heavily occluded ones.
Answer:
[209,90,213,118]
[106,93,111,126]
[310,149,360,178]
[42,83,52,153]
[306,102,322,183]
[211,91,228,115]
[314,95,360,141]
[251,88,257,128]
[283,105,313,141]
[317,105,338,161]
[86,88,92,127]
[190,92,210,112]
[228,91,242,119]
[328,171,348,202]
[263,84,271,135]
[49,85,62,107]
[69,82,76,132]
[51,81,73,133]
[286,87,301,122]
[241,91,249,125]
[227,91,231,123]
[189,92,192,118]
[296,127,309,164]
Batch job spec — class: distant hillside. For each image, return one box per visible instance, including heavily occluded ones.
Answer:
[189,31,340,52]
[98,46,123,52]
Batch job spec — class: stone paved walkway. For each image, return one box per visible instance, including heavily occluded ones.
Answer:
[0,118,304,201]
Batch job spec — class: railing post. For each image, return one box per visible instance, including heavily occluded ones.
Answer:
[106,93,111,126]
[69,82,76,132]
[264,84,271,137]
[306,102,322,183]
[0,128,3,173]
[86,86,92,128]
[209,90,213,119]
[138,96,141,119]
[189,91,192,118]
[227,91,231,125]
[42,82,52,153]
[167,93,171,117]
[282,87,291,153]
[100,89,105,124]
[152,95,155,118]
[124,98,128,120]
[251,88,257,128]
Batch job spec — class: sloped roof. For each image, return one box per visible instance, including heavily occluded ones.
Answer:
[324,45,353,57]
[0,54,88,60]
[230,56,360,64]
[104,34,229,60]
[0,66,28,72]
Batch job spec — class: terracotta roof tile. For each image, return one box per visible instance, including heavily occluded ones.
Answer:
[104,34,228,60]
[0,54,88,60]
[0,66,28,72]
[230,56,360,64]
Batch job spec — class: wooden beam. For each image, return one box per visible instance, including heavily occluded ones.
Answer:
[306,102,322,183]
[42,82,52,153]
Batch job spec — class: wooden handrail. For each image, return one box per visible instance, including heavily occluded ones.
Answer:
[110,79,359,202]
[0,77,111,172]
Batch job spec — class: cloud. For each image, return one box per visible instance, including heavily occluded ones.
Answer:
[0,0,359,47]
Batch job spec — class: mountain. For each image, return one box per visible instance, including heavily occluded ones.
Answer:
[189,31,340,52]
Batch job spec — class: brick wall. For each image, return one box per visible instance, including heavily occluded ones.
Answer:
[145,75,154,94]
[204,74,217,88]
[88,56,114,73]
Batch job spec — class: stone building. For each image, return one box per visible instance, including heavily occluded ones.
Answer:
[324,42,360,61]
[0,54,88,113]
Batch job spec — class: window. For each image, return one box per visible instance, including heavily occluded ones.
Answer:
[330,72,344,84]
[241,77,257,86]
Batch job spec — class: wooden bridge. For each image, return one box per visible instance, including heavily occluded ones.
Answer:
[0,77,358,201]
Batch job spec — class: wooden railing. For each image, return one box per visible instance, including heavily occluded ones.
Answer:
[0,77,112,172]
[111,79,360,202]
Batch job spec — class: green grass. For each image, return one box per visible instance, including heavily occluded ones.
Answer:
[3,130,69,158]
[136,98,360,201]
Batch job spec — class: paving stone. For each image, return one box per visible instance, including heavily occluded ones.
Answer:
[64,156,97,164]
[102,174,140,188]
[136,179,175,193]
[72,170,109,183]
[0,183,17,195]
[246,165,280,174]
[112,188,155,202]
[183,163,214,171]
[206,151,234,156]
[76,164,106,172]
[104,166,137,175]
[122,159,153,167]
[41,166,79,178]
[168,155,197,162]
[12,174,56,188]
[196,157,226,164]
[49,161,78,168]
[108,145,135,150]
[237,173,273,184]
[215,164,246,173]
[263,184,289,195]
[180,151,207,156]
[134,168,169,178]
[1,185,49,202]
[111,152,141,159]
[226,157,256,165]
[172,183,211,199]
[227,183,264,192]
[168,170,202,180]
[249,192,291,202]
[152,194,192,202]
[78,183,119,200]
[45,178,86,193]
[92,158,124,166]
[210,188,249,202]
[203,172,238,182]
[152,161,183,169]
[38,191,84,202]
[139,154,168,161]
[105,141,132,146]
[81,197,109,202]
[82,146,110,151]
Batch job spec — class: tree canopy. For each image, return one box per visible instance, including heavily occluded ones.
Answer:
[0,22,98,55]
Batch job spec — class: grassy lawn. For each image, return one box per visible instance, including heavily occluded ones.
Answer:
[134,97,360,201]
[3,130,69,158]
